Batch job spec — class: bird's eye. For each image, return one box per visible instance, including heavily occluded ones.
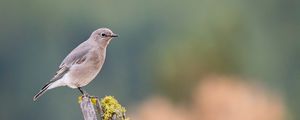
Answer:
[101,33,106,37]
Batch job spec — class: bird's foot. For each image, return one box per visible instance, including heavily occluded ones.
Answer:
[77,87,97,99]
[78,87,90,97]
[83,92,91,97]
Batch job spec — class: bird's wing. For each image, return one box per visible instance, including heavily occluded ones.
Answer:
[48,41,91,84]
[59,41,91,67]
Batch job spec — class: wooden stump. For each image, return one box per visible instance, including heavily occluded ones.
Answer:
[78,95,128,120]
[79,96,102,120]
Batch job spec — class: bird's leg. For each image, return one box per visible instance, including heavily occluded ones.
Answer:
[78,87,90,97]
[78,87,84,94]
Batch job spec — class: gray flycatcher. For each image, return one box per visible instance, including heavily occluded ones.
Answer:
[33,28,118,101]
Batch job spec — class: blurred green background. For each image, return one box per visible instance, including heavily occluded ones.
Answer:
[0,0,299,119]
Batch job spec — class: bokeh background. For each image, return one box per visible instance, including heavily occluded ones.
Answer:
[0,0,299,119]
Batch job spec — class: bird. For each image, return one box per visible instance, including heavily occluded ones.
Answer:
[33,28,118,101]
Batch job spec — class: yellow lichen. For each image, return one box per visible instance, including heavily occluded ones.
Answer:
[90,97,98,105]
[78,96,83,103]
[101,96,127,120]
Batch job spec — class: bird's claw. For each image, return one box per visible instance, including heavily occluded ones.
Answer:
[83,92,90,97]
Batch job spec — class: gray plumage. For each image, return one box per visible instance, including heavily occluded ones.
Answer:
[33,28,118,101]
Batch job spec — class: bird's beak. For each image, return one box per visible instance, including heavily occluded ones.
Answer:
[110,34,118,37]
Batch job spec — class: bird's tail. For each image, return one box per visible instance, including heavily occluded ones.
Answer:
[33,82,53,101]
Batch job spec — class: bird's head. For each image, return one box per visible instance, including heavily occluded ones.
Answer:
[90,28,118,44]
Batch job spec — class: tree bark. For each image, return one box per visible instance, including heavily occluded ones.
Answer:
[79,95,128,120]
[79,96,102,120]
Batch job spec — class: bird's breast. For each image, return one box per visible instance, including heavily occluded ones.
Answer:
[88,49,106,69]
